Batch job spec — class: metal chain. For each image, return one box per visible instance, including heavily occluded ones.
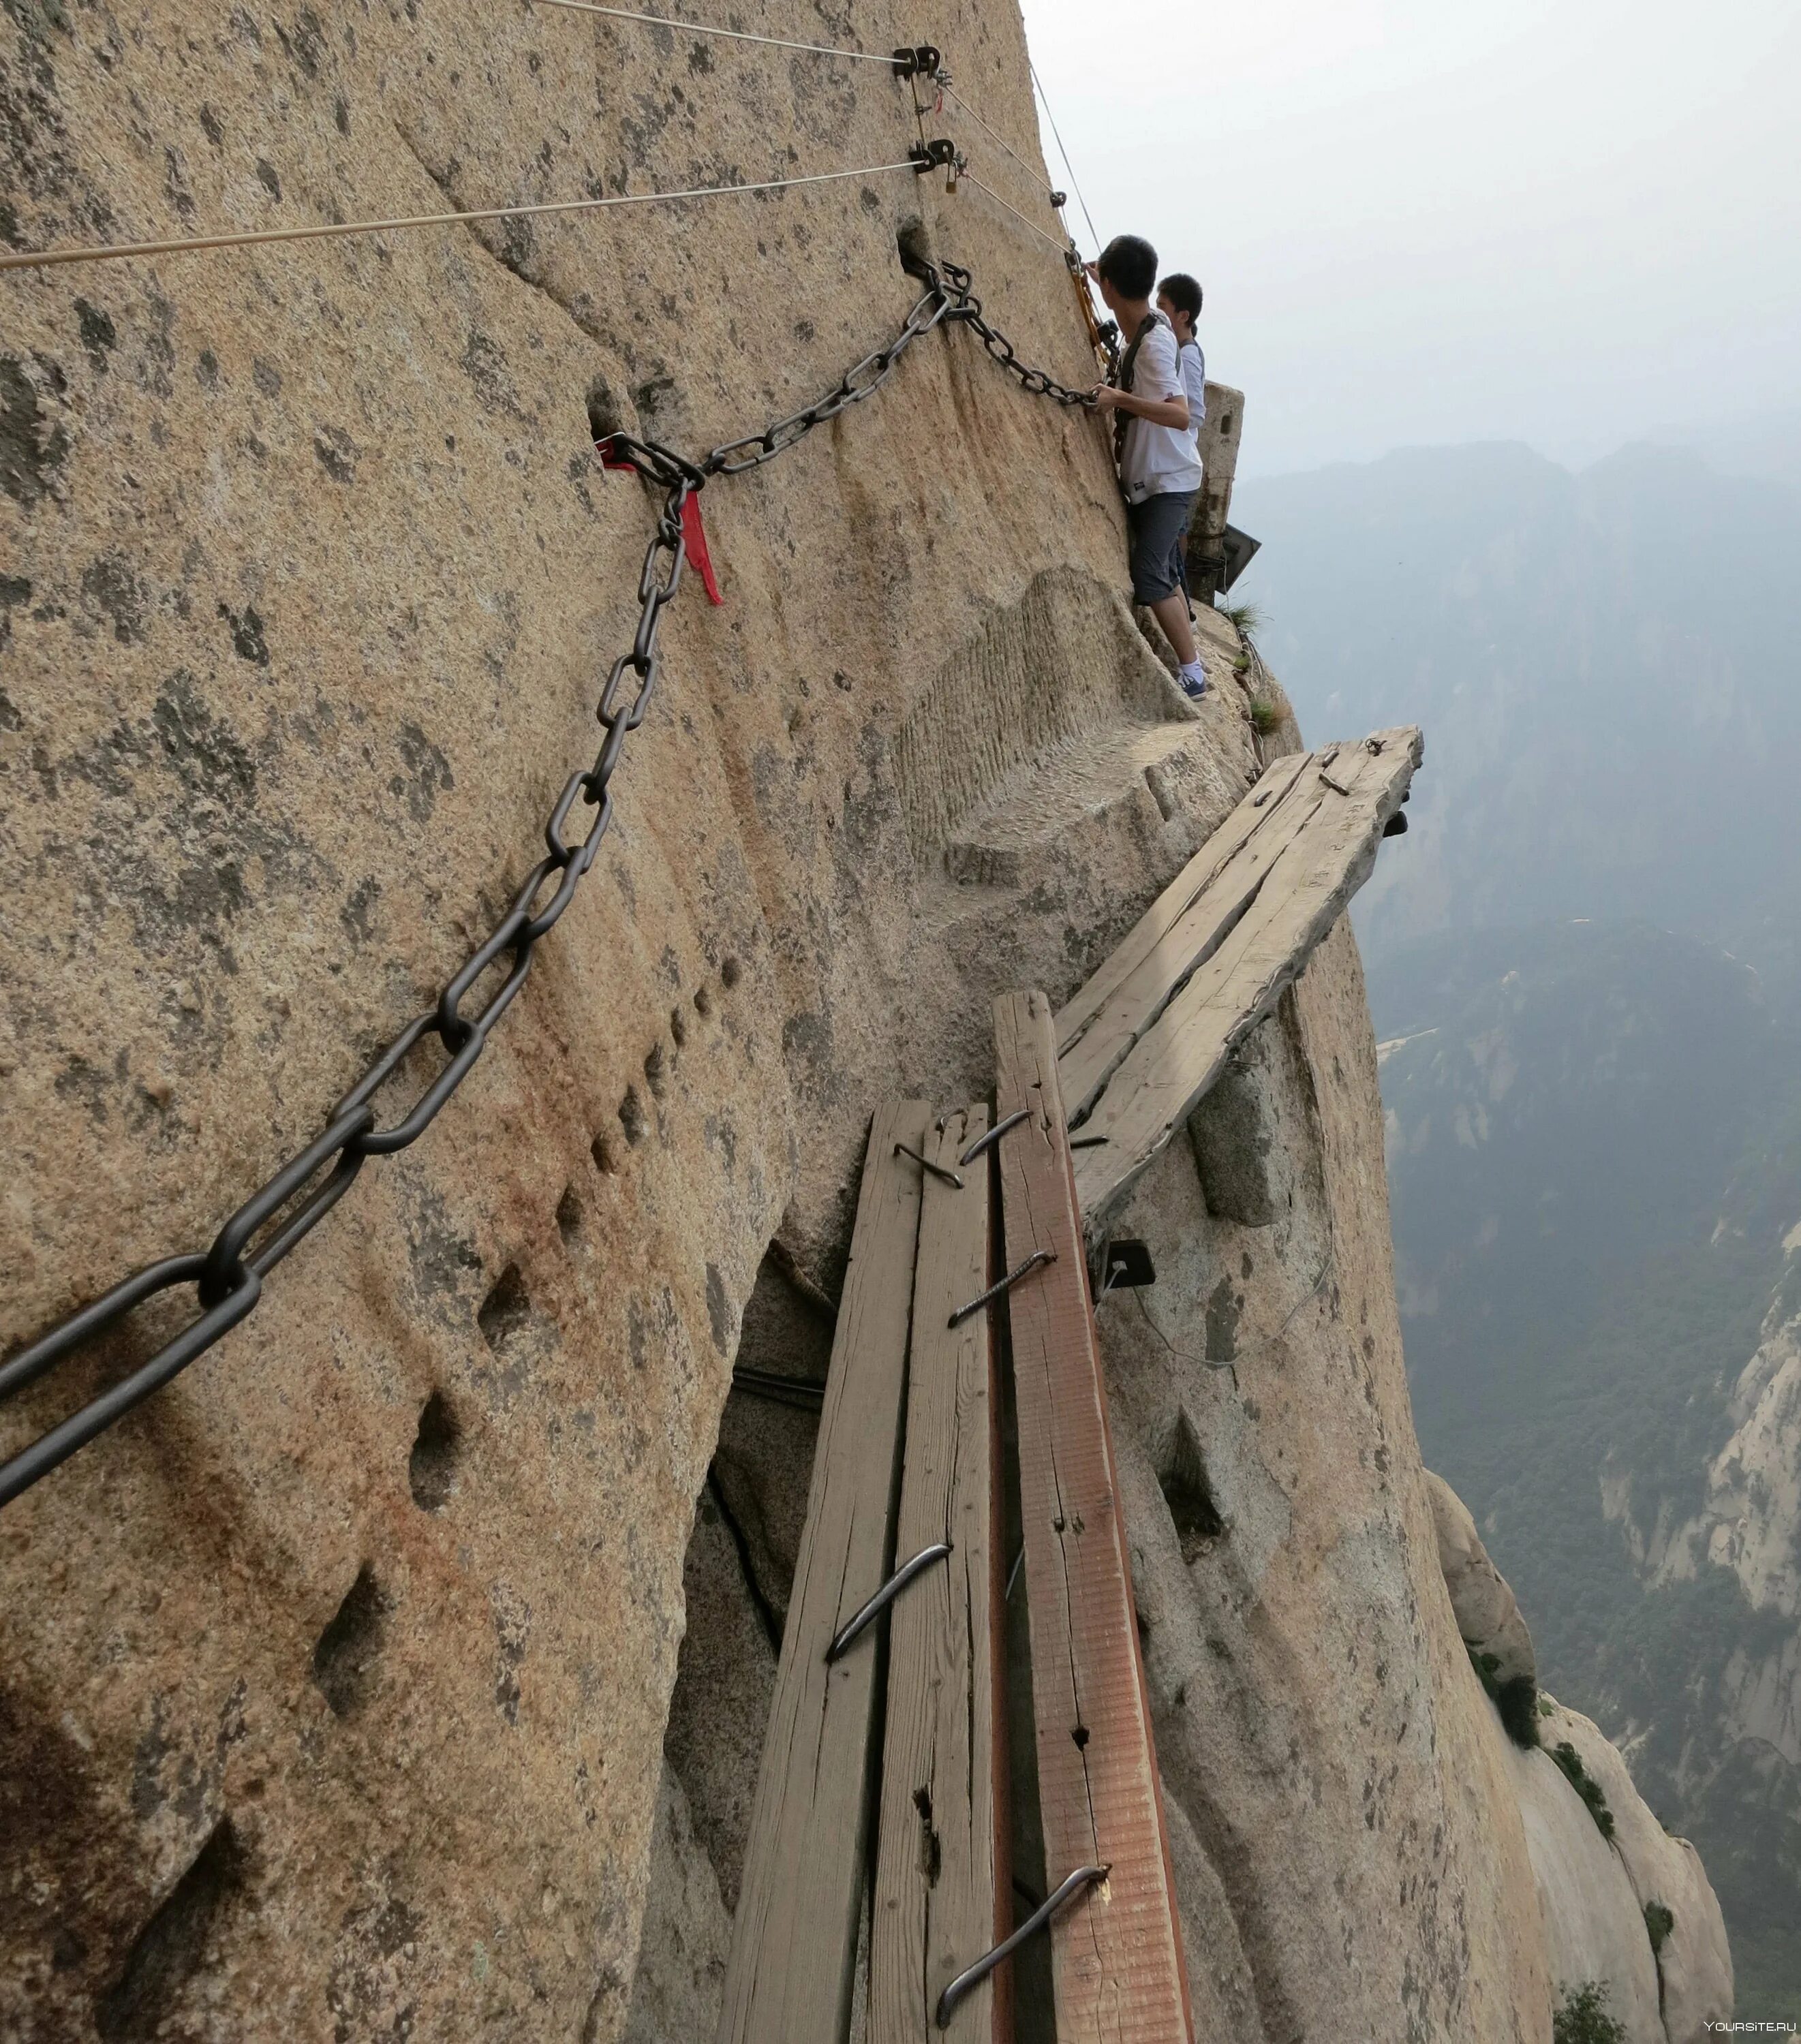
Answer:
[0,250,1095,1510]
[934,260,1097,407]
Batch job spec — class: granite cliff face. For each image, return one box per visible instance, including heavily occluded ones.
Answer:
[1597,1221,1801,2015]
[0,2,1729,2039]
[1617,1224,1801,1630]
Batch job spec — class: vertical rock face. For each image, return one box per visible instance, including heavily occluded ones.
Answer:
[1504,1719,1665,2043]
[0,6,1733,2044]
[1097,928,1552,2042]
[1543,1702,1734,2044]
[1595,1216,1801,2010]
[621,1767,730,2044]
[1652,1222,1801,1630]
[1603,1221,1801,1638]
[1417,1468,1735,2043]
[0,3,1249,2035]
[1426,1469,1537,1688]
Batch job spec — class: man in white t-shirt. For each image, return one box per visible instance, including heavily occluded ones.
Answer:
[1088,234,1207,698]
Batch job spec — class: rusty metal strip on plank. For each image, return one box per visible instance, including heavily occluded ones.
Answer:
[994,992,1192,2044]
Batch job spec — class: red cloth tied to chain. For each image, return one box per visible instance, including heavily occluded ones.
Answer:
[596,440,724,606]
[678,492,722,606]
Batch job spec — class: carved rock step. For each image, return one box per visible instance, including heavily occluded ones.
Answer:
[944,721,1215,890]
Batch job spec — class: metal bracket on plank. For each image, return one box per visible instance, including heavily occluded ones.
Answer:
[957,1107,1029,1166]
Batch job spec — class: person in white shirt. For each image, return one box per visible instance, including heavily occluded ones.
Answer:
[1156,272,1206,428]
[1087,235,1207,698]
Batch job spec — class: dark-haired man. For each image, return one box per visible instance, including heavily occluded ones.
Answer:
[1157,271,1206,429]
[1088,234,1206,698]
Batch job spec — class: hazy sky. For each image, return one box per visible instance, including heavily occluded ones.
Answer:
[1012,0,1800,477]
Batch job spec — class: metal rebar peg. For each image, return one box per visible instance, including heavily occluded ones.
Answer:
[893,1141,964,1189]
[824,1542,953,1662]
[957,1107,1028,1166]
[947,1248,1056,1329]
[935,1864,1109,2027]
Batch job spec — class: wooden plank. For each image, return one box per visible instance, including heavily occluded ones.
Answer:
[1053,744,1314,1059]
[718,1102,929,2044]
[1055,745,1375,1124]
[870,1106,1006,2044]
[996,993,1193,2044]
[1071,728,1421,1228]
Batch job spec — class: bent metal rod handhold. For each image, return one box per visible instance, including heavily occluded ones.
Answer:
[934,1864,1110,2028]
[825,1543,953,1663]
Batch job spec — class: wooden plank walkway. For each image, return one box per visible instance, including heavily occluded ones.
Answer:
[1058,728,1420,1228]
[718,1102,927,2044]
[870,1106,1007,2044]
[996,993,1193,2044]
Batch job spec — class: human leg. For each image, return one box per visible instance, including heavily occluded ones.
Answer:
[1128,492,1205,692]
[1150,590,1197,666]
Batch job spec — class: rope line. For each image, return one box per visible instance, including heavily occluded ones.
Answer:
[0,157,924,274]
[940,81,1057,202]
[533,0,897,64]
[961,169,1075,259]
[1030,59,1102,253]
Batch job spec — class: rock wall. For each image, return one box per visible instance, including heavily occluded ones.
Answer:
[0,2,1246,2034]
[1594,1211,1801,2016]
[1611,1217,1801,1648]
[0,2,1731,2041]
[1098,929,1552,2041]
[1418,1470,1734,2043]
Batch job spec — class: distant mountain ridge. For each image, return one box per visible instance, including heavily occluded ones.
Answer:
[1237,437,1801,993]
[1239,433,1801,2017]
[1372,920,1801,2017]
[1635,407,1801,500]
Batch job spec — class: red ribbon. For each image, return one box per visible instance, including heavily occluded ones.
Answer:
[596,440,723,606]
[679,491,724,606]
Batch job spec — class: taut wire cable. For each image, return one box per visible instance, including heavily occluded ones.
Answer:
[1029,57,1103,253]
[940,81,1058,203]
[532,0,897,63]
[0,157,925,274]
[961,170,1076,259]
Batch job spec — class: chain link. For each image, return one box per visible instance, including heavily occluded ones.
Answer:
[934,260,1098,409]
[0,252,1104,1509]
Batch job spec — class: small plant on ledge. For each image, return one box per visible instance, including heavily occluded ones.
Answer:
[1249,697,1284,737]
[1554,1981,1627,2044]
[1550,1740,1616,1842]
[1465,1643,1541,1749]
[1644,1900,1674,1955]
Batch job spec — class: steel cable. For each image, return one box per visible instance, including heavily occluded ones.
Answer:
[961,169,1077,259]
[1030,58,1103,254]
[0,157,929,274]
[533,0,902,64]
[940,82,1058,203]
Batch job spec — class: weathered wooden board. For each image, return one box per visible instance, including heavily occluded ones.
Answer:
[718,1102,928,2044]
[869,1106,1006,2044]
[1053,743,1314,1063]
[1057,745,1337,1124]
[996,993,1192,2044]
[1065,728,1421,1228]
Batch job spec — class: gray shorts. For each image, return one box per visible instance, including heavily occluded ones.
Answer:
[1126,489,1197,604]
